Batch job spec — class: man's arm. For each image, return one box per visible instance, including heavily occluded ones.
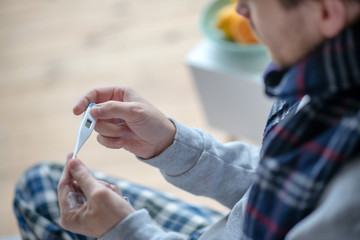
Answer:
[142,119,261,209]
[99,210,186,240]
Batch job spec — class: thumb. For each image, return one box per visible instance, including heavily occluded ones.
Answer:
[68,159,98,197]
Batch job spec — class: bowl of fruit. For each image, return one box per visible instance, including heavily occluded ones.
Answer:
[201,0,267,54]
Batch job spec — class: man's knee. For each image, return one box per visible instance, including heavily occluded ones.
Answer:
[14,162,64,198]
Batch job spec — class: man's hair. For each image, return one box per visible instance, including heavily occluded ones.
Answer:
[279,0,301,8]
[280,0,360,8]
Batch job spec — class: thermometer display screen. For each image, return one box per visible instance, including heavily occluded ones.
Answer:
[85,119,92,128]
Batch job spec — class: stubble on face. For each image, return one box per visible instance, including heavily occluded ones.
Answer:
[241,0,324,67]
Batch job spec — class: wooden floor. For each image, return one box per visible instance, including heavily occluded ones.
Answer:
[0,0,232,236]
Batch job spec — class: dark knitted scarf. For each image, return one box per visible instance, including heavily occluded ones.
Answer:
[243,20,360,239]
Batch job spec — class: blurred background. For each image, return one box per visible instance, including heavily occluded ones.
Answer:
[0,0,235,237]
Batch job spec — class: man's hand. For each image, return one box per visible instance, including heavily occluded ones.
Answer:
[58,154,135,238]
[73,86,176,159]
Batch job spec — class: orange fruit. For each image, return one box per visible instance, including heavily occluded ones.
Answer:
[230,14,258,44]
[216,4,237,39]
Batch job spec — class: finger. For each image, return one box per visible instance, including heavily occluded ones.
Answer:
[73,87,125,115]
[96,133,143,149]
[110,118,126,125]
[109,184,122,195]
[98,180,111,188]
[90,101,146,124]
[71,180,83,193]
[97,135,123,149]
[58,153,74,188]
[67,159,100,198]
[110,184,122,196]
[94,120,133,138]
[58,153,76,207]
[98,181,122,196]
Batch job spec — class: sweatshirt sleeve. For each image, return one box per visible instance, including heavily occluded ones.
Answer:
[99,209,185,240]
[141,119,261,208]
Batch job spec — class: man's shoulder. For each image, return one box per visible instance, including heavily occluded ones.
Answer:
[286,158,360,240]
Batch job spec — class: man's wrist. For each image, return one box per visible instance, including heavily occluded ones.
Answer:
[145,118,177,160]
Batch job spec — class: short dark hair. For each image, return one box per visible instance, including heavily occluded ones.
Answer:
[280,0,360,8]
[279,0,301,8]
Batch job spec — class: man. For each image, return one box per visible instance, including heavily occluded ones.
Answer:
[14,0,360,239]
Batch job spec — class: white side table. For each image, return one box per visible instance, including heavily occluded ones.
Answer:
[186,40,273,145]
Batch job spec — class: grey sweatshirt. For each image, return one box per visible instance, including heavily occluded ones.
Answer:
[100,120,360,240]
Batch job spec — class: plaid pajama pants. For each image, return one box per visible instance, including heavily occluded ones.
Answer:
[13,162,224,240]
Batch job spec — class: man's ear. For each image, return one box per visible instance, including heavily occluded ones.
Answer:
[317,0,347,38]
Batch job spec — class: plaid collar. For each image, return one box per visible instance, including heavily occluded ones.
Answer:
[264,20,360,104]
[244,20,360,239]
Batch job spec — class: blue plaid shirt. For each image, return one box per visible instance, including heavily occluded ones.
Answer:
[244,20,360,239]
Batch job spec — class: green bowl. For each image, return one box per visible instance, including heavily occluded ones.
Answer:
[200,0,267,55]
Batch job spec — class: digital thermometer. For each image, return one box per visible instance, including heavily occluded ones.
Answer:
[73,103,97,159]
